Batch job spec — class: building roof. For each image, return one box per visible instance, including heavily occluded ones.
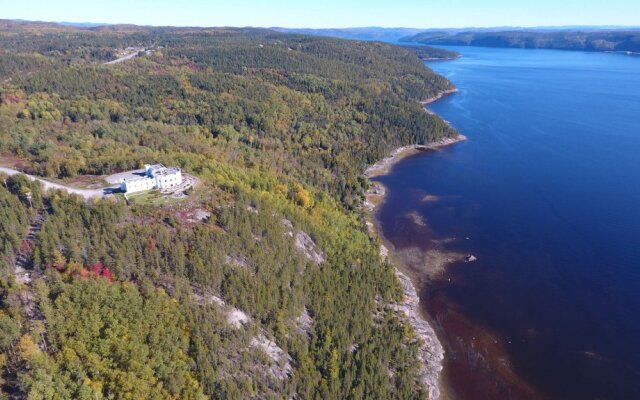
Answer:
[146,163,165,171]
[154,166,181,176]
[123,176,152,183]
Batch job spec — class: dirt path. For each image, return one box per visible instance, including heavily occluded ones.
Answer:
[0,167,117,199]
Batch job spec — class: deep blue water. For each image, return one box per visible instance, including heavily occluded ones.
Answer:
[374,47,640,399]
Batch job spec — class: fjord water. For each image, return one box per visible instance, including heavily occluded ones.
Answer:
[374,47,640,399]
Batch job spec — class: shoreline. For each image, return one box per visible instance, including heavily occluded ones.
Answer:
[364,197,448,400]
[363,132,466,400]
[418,55,462,62]
[365,133,467,179]
[420,88,459,106]
[420,88,458,116]
[363,109,542,398]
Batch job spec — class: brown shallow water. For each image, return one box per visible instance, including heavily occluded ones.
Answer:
[372,185,541,399]
[423,270,541,400]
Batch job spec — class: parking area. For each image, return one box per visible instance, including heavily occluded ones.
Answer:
[105,169,147,185]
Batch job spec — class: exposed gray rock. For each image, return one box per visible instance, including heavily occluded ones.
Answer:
[227,308,250,328]
[295,231,325,264]
[251,333,293,381]
[282,219,326,264]
[191,291,292,381]
[370,182,386,196]
[282,218,294,237]
[392,270,444,400]
[195,209,211,221]
[380,244,389,259]
[190,293,248,328]
[226,254,249,269]
[295,306,313,335]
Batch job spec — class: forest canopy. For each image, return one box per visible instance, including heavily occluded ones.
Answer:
[0,20,455,399]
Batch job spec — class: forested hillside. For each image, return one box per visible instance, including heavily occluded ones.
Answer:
[271,27,424,42]
[402,29,640,53]
[0,20,455,399]
[402,45,460,61]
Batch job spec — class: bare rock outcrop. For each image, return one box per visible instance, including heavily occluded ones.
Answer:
[282,219,326,264]
[191,290,292,380]
[226,254,249,269]
[392,270,445,400]
[250,333,293,381]
[191,293,249,328]
[295,306,313,335]
[295,231,325,264]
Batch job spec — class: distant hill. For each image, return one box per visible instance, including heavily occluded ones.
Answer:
[402,30,640,53]
[58,21,110,28]
[271,27,461,60]
[271,27,424,42]
[0,19,109,29]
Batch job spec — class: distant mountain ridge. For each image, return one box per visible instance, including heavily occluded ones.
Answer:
[402,30,640,53]
[270,27,424,42]
[4,19,640,53]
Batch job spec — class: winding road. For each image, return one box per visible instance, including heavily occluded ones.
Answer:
[0,167,117,199]
[105,47,147,65]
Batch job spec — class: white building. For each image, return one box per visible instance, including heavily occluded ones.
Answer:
[120,176,155,193]
[153,166,182,190]
[120,164,183,193]
[145,164,165,177]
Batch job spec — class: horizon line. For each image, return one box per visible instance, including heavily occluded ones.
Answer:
[5,18,640,31]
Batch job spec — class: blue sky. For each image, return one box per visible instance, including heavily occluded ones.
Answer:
[2,0,639,28]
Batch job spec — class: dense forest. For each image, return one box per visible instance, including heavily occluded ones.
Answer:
[402,29,640,53]
[402,46,460,61]
[0,20,456,399]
